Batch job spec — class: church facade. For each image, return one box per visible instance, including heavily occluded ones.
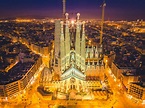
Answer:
[42,13,105,94]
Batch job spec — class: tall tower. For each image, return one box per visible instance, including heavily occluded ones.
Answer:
[54,20,61,59]
[64,13,70,68]
[75,13,81,68]
[80,21,86,72]
[62,0,66,19]
[60,21,66,72]
[60,13,71,72]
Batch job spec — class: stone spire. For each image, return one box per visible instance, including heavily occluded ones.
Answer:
[65,13,70,68]
[80,21,86,72]
[75,13,81,67]
[60,21,65,72]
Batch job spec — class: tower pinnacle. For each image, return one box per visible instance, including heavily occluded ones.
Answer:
[77,13,80,20]
[65,13,69,20]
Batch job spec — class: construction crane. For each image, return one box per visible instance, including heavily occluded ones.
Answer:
[100,1,106,44]
[62,0,66,19]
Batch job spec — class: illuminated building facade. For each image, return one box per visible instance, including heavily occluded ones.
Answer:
[128,82,145,101]
[54,13,87,92]
[0,56,42,98]
[49,13,104,94]
[59,13,86,73]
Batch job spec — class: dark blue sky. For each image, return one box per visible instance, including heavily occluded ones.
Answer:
[0,0,145,20]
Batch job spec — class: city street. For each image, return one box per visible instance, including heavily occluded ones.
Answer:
[1,67,145,108]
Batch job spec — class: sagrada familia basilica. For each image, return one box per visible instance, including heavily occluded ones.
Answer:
[40,13,106,98]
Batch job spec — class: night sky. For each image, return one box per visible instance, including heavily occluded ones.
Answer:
[0,0,145,20]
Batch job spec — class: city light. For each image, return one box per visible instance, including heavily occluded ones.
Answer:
[71,20,75,25]
[142,100,145,104]
[0,0,145,108]
[15,19,32,22]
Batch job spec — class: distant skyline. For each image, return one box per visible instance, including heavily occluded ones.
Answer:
[0,0,145,20]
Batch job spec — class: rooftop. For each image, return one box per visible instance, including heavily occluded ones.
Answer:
[131,82,145,88]
[0,61,36,85]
